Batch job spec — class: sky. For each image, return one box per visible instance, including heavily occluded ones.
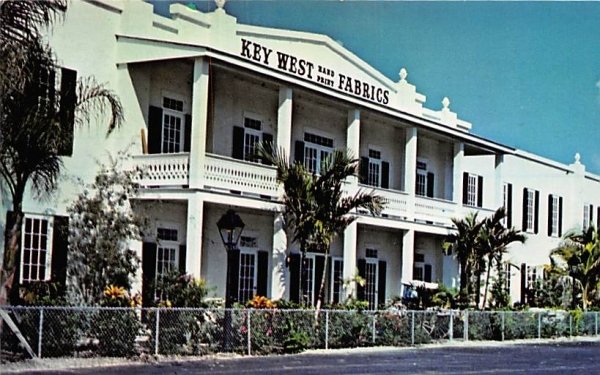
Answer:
[150,1,600,173]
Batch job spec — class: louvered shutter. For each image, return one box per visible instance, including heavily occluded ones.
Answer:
[148,106,163,154]
[232,126,245,160]
[547,195,553,237]
[178,245,187,273]
[507,183,513,228]
[184,114,191,152]
[294,141,305,164]
[261,133,273,165]
[426,172,435,198]
[142,242,157,306]
[51,216,69,286]
[58,68,77,156]
[477,175,483,207]
[359,157,369,184]
[256,250,269,297]
[462,172,469,204]
[381,161,390,189]
[534,190,540,234]
[288,253,301,303]
[377,260,387,308]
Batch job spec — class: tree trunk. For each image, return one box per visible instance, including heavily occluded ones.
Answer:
[482,255,493,310]
[0,186,25,307]
[314,249,329,325]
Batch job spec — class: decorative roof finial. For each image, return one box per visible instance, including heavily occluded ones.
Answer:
[215,0,226,11]
[399,68,408,83]
[442,97,450,110]
[575,152,581,164]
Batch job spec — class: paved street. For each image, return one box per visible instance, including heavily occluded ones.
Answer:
[12,340,600,374]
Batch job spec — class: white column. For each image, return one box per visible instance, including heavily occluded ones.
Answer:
[494,154,504,209]
[401,229,415,284]
[271,213,287,300]
[277,86,293,159]
[404,127,417,216]
[347,109,361,186]
[453,142,464,204]
[189,57,210,189]
[342,221,358,299]
[129,239,143,295]
[185,192,204,278]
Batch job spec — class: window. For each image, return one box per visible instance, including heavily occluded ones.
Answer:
[330,257,344,304]
[504,263,512,293]
[416,161,428,197]
[367,149,381,187]
[156,227,179,282]
[238,235,258,303]
[20,215,53,283]
[364,258,378,309]
[463,173,483,208]
[522,188,539,233]
[304,132,333,174]
[302,254,316,306]
[502,183,513,227]
[243,117,262,162]
[583,204,594,230]
[413,252,432,283]
[161,97,185,153]
[548,194,562,237]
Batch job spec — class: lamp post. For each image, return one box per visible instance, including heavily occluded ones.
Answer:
[217,209,245,351]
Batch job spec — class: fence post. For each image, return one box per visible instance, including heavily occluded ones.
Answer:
[154,308,160,356]
[38,307,44,358]
[537,312,541,339]
[325,310,329,350]
[411,311,415,346]
[448,310,453,342]
[569,313,573,337]
[501,311,505,341]
[371,313,376,344]
[596,312,598,336]
[247,309,252,356]
[463,311,469,342]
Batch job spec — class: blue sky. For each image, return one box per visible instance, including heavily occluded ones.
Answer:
[150,1,600,173]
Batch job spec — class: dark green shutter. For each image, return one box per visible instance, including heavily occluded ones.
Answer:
[426,172,434,198]
[58,68,77,156]
[558,197,563,237]
[597,206,600,230]
[294,141,305,164]
[477,175,483,207]
[381,161,390,189]
[507,183,513,228]
[184,114,191,152]
[51,216,69,286]
[357,259,366,301]
[360,157,369,184]
[148,106,163,154]
[261,133,273,165]
[142,242,157,306]
[534,190,540,234]
[520,263,527,304]
[522,188,528,231]
[590,205,594,227]
[256,250,269,297]
[178,245,187,273]
[226,248,240,305]
[289,253,301,303]
[377,260,386,308]
[462,172,469,204]
[232,126,245,160]
[424,264,432,283]
[547,195,553,236]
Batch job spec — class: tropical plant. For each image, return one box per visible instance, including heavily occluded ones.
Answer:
[479,207,526,308]
[549,226,600,310]
[258,144,384,316]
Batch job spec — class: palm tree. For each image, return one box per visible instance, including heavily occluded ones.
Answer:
[550,226,600,310]
[0,31,124,305]
[258,145,384,314]
[479,207,526,308]
[443,212,484,307]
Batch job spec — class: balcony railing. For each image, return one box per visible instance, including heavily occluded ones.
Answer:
[357,184,409,218]
[414,196,457,226]
[131,153,190,187]
[204,153,278,198]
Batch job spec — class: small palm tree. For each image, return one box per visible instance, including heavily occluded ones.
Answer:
[550,226,600,310]
[258,144,384,315]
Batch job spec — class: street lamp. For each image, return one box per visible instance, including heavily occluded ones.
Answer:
[217,209,244,351]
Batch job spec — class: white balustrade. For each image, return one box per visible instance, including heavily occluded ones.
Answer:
[364,186,408,217]
[131,153,190,187]
[204,153,278,197]
[414,196,457,225]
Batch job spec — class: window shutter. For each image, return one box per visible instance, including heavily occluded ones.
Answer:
[357,259,366,301]
[534,190,540,234]
[477,175,484,207]
[547,195,553,237]
[227,248,241,305]
[58,68,77,156]
[424,264,432,283]
[520,263,527,304]
[183,114,191,152]
[507,183,513,228]
[522,188,528,231]
[426,172,435,198]
[148,106,163,154]
[142,242,157,306]
[289,253,301,303]
[377,260,386,308]
[314,255,325,303]
[381,161,390,189]
[597,206,600,230]
[232,126,245,160]
[178,245,187,273]
[51,216,69,286]
[462,172,469,204]
[590,205,594,227]
[261,133,274,165]
[558,197,563,237]
[294,141,305,164]
[256,250,269,297]
[359,157,369,184]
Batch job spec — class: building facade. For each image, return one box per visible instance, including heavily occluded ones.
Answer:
[2,0,600,308]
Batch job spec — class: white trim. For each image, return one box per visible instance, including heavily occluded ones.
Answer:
[19,214,54,283]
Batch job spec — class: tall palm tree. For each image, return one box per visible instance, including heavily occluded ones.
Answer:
[479,207,526,308]
[443,212,484,306]
[550,226,600,310]
[258,145,384,314]
[0,35,124,306]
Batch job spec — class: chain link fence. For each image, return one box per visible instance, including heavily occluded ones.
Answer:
[1,307,598,361]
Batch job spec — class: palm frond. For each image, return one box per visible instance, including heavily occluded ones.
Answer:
[0,0,67,45]
[76,78,124,135]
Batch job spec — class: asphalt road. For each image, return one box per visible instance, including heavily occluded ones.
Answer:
[16,341,600,374]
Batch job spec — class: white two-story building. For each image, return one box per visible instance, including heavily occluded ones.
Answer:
[2,0,600,308]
